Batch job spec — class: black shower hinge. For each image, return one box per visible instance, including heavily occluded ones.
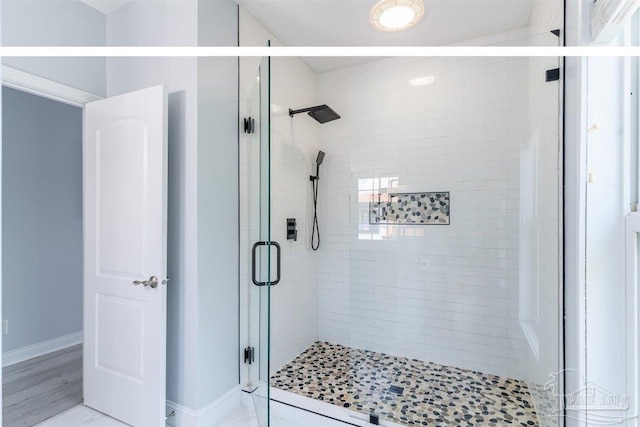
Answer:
[244,346,255,364]
[551,29,560,37]
[243,117,255,134]
[546,68,560,82]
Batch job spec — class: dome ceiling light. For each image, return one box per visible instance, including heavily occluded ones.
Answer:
[370,0,425,32]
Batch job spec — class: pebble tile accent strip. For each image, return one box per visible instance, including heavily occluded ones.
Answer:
[271,342,538,427]
[370,192,450,225]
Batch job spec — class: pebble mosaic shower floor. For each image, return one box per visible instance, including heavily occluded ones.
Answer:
[271,342,539,427]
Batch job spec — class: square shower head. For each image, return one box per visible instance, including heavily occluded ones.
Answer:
[308,105,341,124]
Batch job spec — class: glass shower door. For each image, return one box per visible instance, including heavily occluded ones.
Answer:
[244,56,272,427]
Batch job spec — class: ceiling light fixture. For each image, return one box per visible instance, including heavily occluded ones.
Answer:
[370,0,425,32]
[409,75,435,86]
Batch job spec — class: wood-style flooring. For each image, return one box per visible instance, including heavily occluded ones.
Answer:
[3,344,82,427]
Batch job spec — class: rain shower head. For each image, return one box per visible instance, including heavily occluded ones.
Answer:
[308,106,341,124]
[289,105,341,124]
[316,151,325,165]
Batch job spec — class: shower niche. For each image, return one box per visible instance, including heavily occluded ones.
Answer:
[370,191,450,225]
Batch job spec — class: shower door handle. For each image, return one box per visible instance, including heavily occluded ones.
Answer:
[251,241,281,286]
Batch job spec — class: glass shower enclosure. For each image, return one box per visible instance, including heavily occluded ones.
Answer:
[241,45,563,427]
[240,55,273,427]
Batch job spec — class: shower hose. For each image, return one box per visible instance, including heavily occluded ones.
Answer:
[311,177,320,251]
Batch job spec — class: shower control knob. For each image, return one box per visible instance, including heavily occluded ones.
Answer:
[287,218,298,241]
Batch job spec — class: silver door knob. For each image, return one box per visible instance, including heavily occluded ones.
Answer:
[133,276,159,289]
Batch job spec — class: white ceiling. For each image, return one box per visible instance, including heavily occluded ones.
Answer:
[78,0,536,73]
[303,57,386,73]
[80,0,134,14]
[236,0,535,72]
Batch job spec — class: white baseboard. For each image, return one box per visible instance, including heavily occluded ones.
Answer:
[2,331,83,367]
[166,385,242,427]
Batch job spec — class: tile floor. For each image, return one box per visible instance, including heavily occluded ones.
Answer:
[36,405,127,427]
[35,402,335,427]
[35,342,539,427]
[271,341,539,427]
[217,403,287,427]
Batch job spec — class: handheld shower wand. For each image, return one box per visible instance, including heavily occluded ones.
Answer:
[310,151,325,251]
[311,151,325,180]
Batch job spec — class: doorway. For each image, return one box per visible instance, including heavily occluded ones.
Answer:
[1,86,84,426]
[1,78,169,426]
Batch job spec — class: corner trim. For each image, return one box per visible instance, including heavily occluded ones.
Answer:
[2,331,83,367]
[1,65,102,107]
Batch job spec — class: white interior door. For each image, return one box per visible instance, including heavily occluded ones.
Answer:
[83,85,168,426]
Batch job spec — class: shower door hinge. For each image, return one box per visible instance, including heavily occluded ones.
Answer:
[244,346,255,364]
[546,68,560,82]
[243,117,255,134]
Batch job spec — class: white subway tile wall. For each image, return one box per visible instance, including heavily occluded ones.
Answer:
[268,55,320,371]
[314,56,560,384]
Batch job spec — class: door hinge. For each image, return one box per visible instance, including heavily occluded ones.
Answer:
[243,117,255,134]
[551,29,560,37]
[244,346,255,364]
[546,68,560,82]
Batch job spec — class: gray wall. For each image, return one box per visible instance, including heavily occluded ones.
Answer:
[197,56,239,408]
[2,87,83,352]
[1,0,106,96]
[1,1,4,413]
[197,0,239,409]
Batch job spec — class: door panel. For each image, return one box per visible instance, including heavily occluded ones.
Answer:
[83,85,167,427]
[96,119,148,276]
[95,295,144,380]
